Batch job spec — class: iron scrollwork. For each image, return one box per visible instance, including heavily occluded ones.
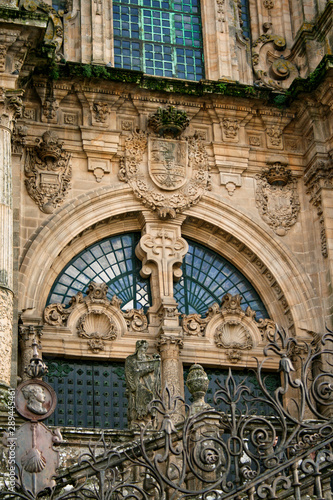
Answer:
[2,327,333,499]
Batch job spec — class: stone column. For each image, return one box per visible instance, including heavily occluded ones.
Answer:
[157,335,184,398]
[0,89,22,394]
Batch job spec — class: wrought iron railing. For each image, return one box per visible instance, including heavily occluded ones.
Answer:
[1,327,333,499]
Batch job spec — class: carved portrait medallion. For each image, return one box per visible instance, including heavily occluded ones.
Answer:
[15,379,57,421]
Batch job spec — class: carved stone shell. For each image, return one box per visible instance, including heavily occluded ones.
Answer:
[214,321,253,350]
[77,311,117,341]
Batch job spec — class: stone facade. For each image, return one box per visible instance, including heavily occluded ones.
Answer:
[0,0,333,482]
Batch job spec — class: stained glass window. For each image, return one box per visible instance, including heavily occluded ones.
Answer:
[174,240,268,319]
[113,0,204,80]
[46,233,151,311]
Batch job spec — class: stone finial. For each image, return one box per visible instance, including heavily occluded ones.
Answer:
[186,364,211,415]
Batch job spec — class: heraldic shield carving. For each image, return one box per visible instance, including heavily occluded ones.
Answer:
[118,106,211,219]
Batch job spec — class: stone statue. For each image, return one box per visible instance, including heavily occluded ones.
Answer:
[21,384,47,415]
[125,340,161,427]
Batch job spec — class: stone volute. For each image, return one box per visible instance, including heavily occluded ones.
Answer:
[186,364,211,415]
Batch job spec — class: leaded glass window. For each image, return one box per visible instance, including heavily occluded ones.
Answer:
[47,233,151,311]
[113,0,204,80]
[174,240,268,319]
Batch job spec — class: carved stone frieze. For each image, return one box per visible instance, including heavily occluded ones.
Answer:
[12,124,27,155]
[42,97,59,123]
[266,125,282,148]
[304,159,333,258]
[24,130,72,214]
[252,33,300,90]
[118,108,211,219]
[0,88,23,130]
[256,161,300,236]
[222,118,240,141]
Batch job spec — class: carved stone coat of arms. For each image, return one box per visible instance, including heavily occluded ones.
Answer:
[119,107,211,219]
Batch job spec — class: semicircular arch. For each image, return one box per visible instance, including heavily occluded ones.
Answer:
[19,188,321,335]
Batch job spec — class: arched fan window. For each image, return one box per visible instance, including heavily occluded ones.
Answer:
[47,233,268,319]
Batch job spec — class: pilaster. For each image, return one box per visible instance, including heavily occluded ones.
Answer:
[0,89,22,387]
[18,325,43,381]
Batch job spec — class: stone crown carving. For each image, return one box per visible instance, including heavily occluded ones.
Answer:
[24,130,71,214]
[148,106,189,138]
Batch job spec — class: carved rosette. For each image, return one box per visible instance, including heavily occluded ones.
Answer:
[256,162,300,236]
[24,131,72,214]
[118,112,211,219]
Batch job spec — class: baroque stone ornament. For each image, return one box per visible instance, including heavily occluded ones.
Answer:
[77,311,117,353]
[125,340,161,428]
[256,162,300,236]
[252,33,299,90]
[118,109,211,219]
[44,281,149,351]
[182,293,275,363]
[24,130,71,214]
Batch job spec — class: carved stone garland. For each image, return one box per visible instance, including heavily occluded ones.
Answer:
[44,281,149,353]
[255,161,300,236]
[24,131,71,214]
[118,106,211,219]
[182,293,275,363]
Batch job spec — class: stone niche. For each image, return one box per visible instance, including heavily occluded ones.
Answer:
[182,293,277,368]
[42,281,149,357]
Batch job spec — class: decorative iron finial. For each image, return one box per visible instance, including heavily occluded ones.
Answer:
[25,337,48,379]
